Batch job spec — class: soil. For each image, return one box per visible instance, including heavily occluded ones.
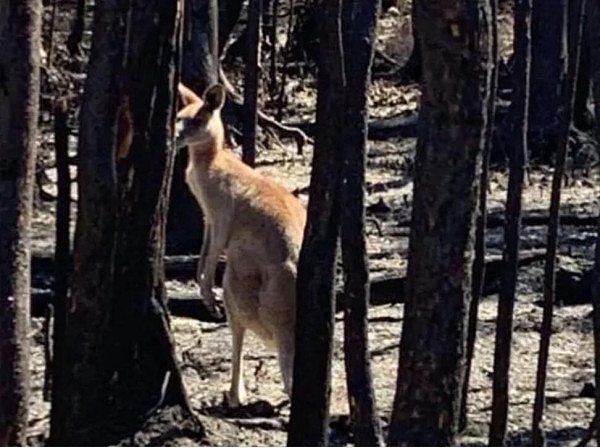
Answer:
[27,0,598,446]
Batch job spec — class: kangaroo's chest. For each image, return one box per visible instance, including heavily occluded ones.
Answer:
[185,163,235,222]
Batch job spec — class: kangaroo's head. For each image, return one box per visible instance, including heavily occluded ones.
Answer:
[175,83,226,152]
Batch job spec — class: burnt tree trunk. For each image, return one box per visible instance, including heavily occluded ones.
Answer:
[48,99,71,405]
[592,0,600,145]
[182,0,218,93]
[387,0,493,444]
[67,0,86,56]
[219,0,244,53]
[339,0,383,445]
[397,0,421,83]
[0,1,41,445]
[531,0,587,445]
[489,1,531,445]
[592,221,600,445]
[460,0,499,432]
[591,3,600,441]
[287,0,345,444]
[569,0,592,131]
[50,1,199,444]
[112,0,194,418]
[528,0,567,161]
[49,0,126,443]
[167,0,219,254]
[242,0,262,167]
[268,0,279,98]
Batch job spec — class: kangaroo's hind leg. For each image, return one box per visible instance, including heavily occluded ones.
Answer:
[227,319,247,408]
[222,264,249,408]
[259,265,297,398]
[275,329,294,397]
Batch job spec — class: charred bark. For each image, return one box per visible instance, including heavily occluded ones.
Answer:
[0,1,42,444]
[387,0,493,444]
[339,0,383,445]
[168,0,219,254]
[49,0,126,443]
[531,0,588,444]
[242,0,262,167]
[219,0,244,53]
[112,0,194,418]
[460,0,499,432]
[287,0,345,444]
[66,0,86,56]
[397,0,421,83]
[48,99,71,406]
[50,0,200,444]
[528,0,567,161]
[592,12,600,424]
[489,1,531,445]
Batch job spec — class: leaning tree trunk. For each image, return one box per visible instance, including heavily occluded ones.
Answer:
[0,1,42,445]
[339,0,383,445]
[531,0,587,445]
[489,1,531,445]
[387,0,493,444]
[287,0,345,445]
[167,0,219,254]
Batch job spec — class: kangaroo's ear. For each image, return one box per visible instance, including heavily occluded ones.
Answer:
[178,83,201,106]
[203,84,226,112]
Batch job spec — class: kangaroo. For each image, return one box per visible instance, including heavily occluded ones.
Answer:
[175,83,306,407]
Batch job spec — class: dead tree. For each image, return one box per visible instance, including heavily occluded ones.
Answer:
[182,0,218,94]
[592,0,600,142]
[0,1,42,445]
[167,0,219,254]
[48,0,127,442]
[242,0,262,167]
[460,0,499,431]
[489,1,531,445]
[287,0,345,444]
[339,0,383,445]
[112,0,194,421]
[587,229,600,446]
[67,0,86,56]
[591,19,600,428]
[586,5,600,427]
[50,0,201,444]
[528,0,567,161]
[268,0,280,98]
[397,0,421,83]
[47,99,71,403]
[386,0,493,444]
[531,0,587,445]
[218,0,244,53]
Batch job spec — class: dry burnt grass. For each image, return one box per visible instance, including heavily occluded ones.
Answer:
[27,0,599,445]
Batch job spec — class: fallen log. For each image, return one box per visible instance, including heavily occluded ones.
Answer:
[284,113,419,143]
[31,250,549,320]
[398,211,598,228]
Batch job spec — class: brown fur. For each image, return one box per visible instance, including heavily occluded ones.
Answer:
[175,83,306,407]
